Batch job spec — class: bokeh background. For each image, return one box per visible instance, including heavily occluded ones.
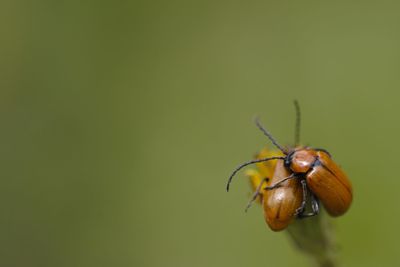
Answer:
[2,1,400,266]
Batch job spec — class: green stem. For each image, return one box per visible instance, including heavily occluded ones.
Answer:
[286,210,338,267]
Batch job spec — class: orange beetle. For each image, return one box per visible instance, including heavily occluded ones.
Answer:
[283,148,352,216]
[262,160,303,231]
[227,101,352,220]
[246,151,319,231]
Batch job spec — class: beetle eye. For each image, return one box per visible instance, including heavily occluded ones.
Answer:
[284,152,294,168]
[284,158,291,168]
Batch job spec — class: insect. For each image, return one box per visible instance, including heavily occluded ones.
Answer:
[245,157,304,231]
[227,101,352,224]
[264,160,304,231]
[284,147,352,216]
[246,152,320,231]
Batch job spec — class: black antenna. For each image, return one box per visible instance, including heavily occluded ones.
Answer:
[254,117,287,154]
[294,100,301,146]
[226,156,284,192]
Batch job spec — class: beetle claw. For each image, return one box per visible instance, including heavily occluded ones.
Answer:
[294,207,305,216]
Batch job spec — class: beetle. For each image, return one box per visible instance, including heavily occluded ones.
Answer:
[245,149,319,231]
[245,155,302,231]
[283,147,352,216]
[262,160,304,231]
[227,101,352,219]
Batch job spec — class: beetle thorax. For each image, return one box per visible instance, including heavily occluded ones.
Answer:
[287,149,318,174]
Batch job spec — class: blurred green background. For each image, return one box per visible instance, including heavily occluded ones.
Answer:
[1,0,400,266]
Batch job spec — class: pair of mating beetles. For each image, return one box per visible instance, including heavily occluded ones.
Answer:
[227,101,353,231]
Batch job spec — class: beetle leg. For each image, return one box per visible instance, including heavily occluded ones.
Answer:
[245,177,268,212]
[310,194,320,215]
[294,179,308,216]
[298,191,320,218]
[264,173,296,190]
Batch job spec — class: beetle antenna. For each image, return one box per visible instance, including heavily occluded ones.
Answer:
[226,156,285,192]
[254,116,287,154]
[294,100,301,146]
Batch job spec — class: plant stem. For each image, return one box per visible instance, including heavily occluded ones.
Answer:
[286,210,338,267]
